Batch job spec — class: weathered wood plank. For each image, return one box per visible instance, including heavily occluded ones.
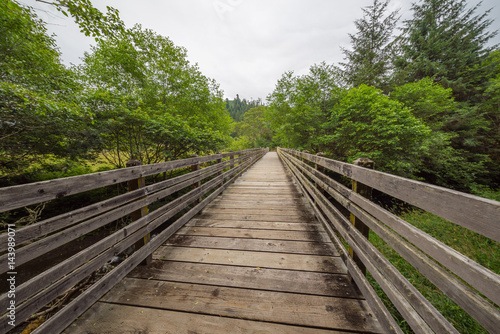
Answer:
[280,150,403,334]
[196,212,310,223]
[282,148,500,329]
[63,302,348,334]
[165,235,336,255]
[212,197,307,206]
[153,246,346,273]
[207,200,307,210]
[30,150,267,334]
[280,151,467,333]
[282,148,500,242]
[175,226,329,242]
[99,278,381,332]
[0,149,262,213]
[230,184,296,190]
[129,261,361,298]
[202,207,311,218]
[234,181,292,186]
[186,218,322,231]
[225,188,297,195]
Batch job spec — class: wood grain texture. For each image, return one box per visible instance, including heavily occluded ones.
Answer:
[279,150,466,334]
[0,149,261,213]
[165,235,336,255]
[175,226,330,242]
[99,278,381,333]
[60,151,382,334]
[202,207,311,217]
[153,246,346,273]
[129,261,360,298]
[186,218,322,231]
[282,148,500,242]
[63,302,349,334]
[196,212,311,223]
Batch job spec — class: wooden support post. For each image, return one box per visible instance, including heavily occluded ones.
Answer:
[349,158,374,277]
[190,154,201,204]
[315,152,325,201]
[216,151,223,188]
[126,160,151,266]
[229,150,235,169]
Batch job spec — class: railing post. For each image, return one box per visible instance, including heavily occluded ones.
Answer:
[216,151,223,188]
[190,154,201,204]
[126,160,151,266]
[349,158,374,277]
[229,150,235,169]
[315,152,325,200]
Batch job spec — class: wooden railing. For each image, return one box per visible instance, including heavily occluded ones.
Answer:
[278,147,500,334]
[0,148,268,334]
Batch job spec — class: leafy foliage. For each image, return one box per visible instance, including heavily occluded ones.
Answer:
[390,77,455,129]
[321,85,431,178]
[232,106,273,148]
[53,0,125,39]
[1,0,231,179]
[0,1,89,176]
[266,62,343,151]
[78,25,232,167]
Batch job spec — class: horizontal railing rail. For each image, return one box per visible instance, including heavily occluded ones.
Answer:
[278,147,500,334]
[0,148,268,334]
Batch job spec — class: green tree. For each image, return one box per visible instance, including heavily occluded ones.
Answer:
[395,0,497,101]
[225,95,261,122]
[341,0,399,91]
[266,62,343,151]
[233,106,273,148]
[390,77,455,129]
[78,25,232,166]
[0,0,88,177]
[321,85,431,178]
[476,50,500,185]
[390,78,487,189]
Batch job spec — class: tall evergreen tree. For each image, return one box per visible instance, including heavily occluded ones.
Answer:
[341,0,399,91]
[395,0,497,101]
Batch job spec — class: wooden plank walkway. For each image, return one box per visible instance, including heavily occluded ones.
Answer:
[64,152,383,333]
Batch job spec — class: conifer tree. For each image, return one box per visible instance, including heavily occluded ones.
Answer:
[341,0,399,91]
[395,0,497,101]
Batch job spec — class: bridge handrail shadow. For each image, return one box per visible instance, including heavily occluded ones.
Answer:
[278,147,500,334]
[0,148,268,334]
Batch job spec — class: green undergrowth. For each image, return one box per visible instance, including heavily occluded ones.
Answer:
[367,192,500,333]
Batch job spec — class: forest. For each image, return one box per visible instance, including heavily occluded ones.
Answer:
[0,0,233,185]
[1,0,499,196]
[1,1,499,333]
[237,0,499,194]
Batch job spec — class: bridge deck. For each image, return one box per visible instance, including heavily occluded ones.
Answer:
[65,152,382,333]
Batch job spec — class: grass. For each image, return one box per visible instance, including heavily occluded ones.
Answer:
[366,191,500,333]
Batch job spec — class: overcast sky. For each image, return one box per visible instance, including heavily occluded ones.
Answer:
[20,0,500,101]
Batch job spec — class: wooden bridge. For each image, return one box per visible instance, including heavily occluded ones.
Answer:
[1,148,499,333]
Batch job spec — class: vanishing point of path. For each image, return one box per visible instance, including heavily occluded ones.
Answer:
[65,152,383,333]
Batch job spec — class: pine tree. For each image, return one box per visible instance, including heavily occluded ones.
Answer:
[395,0,497,101]
[341,0,399,91]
